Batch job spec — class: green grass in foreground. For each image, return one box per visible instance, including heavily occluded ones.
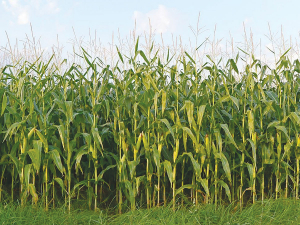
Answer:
[0,199,299,224]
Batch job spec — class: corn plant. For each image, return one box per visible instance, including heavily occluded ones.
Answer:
[1,41,300,213]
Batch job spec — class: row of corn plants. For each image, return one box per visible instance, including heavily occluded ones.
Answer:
[1,41,300,213]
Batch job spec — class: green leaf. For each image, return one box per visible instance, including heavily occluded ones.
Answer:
[49,150,64,174]
[139,50,150,65]
[175,184,194,196]
[3,121,24,142]
[246,163,254,184]
[290,112,300,125]
[145,73,159,93]
[215,152,232,182]
[197,105,206,128]
[55,125,66,150]
[159,119,175,141]
[182,125,196,141]
[54,178,66,193]
[28,184,38,203]
[229,59,239,74]
[35,130,49,151]
[91,128,104,156]
[218,95,239,110]
[183,152,201,177]
[116,46,124,63]
[247,138,257,165]
[199,179,210,196]
[152,144,161,171]
[65,101,73,122]
[163,160,173,184]
[185,51,195,64]
[28,140,42,171]
[230,96,239,110]
[7,154,20,175]
[267,121,280,129]
[127,160,138,180]
[220,124,238,150]
[72,180,88,194]
[24,164,32,186]
[135,36,139,55]
[97,165,116,181]
[74,147,88,172]
[82,133,91,146]
[142,133,150,151]
[218,180,231,202]
[275,125,290,141]
[123,180,134,201]
[1,92,7,116]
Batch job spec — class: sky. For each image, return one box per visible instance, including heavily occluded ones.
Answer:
[1,0,300,61]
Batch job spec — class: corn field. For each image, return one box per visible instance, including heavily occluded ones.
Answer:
[1,40,300,213]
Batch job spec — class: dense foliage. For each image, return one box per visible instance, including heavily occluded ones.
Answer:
[1,41,300,213]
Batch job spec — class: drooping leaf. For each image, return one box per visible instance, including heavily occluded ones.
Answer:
[220,124,238,150]
[215,152,232,182]
[28,140,42,172]
[49,150,64,174]
[218,180,231,202]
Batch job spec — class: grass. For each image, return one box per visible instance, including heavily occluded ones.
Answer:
[0,202,108,225]
[111,199,300,224]
[0,199,299,224]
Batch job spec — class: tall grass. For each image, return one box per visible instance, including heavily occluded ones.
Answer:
[2,24,300,214]
[0,198,299,224]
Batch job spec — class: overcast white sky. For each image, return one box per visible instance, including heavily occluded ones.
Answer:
[1,0,300,58]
